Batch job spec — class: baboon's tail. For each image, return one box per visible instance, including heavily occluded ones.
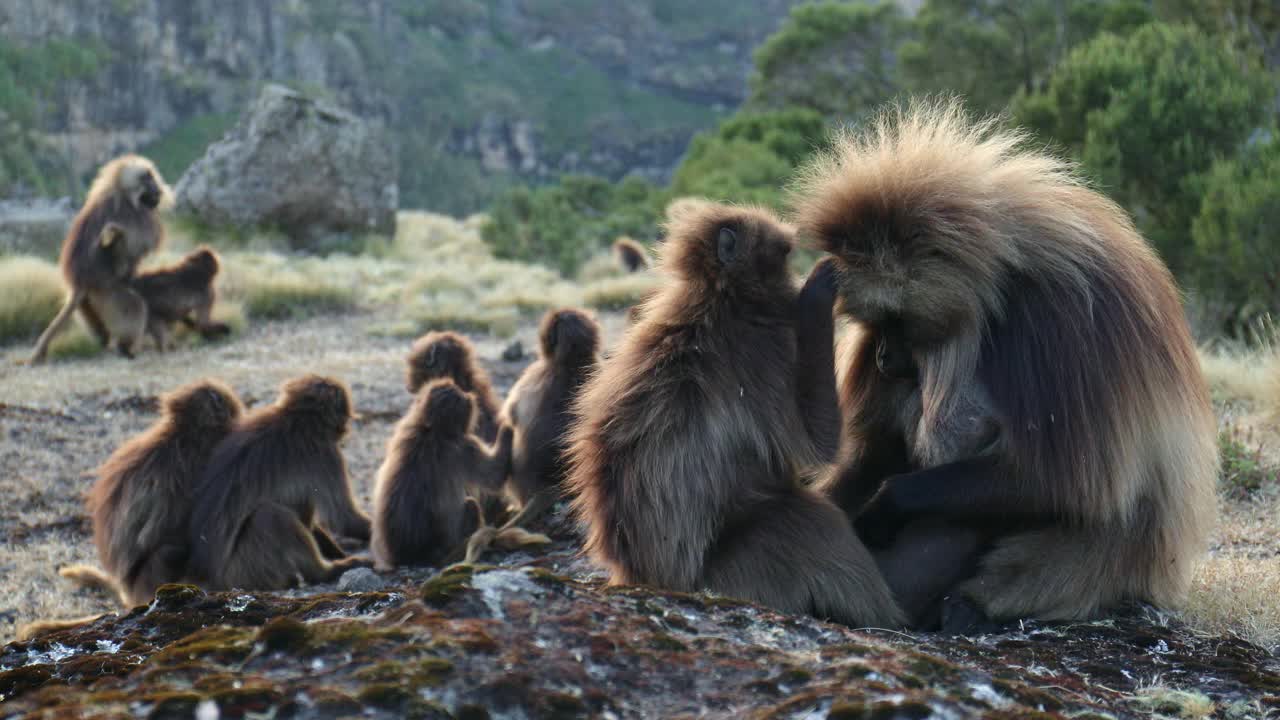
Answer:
[59,564,128,607]
[456,525,553,564]
[16,613,110,642]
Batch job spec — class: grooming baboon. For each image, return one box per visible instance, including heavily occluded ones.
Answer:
[188,375,373,591]
[566,199,903,628]
[499,307,601,530]
[132,246,231,350]
[613,236,650,273]
[405,331,508,521]
[371,379,514,569]
[792,100,1217,628]
[28,155,171,363]
[58,380,243,607]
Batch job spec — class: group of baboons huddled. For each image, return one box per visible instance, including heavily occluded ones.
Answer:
[29,101,1217,637]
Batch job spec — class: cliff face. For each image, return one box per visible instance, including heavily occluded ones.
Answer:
[0,0,805,213]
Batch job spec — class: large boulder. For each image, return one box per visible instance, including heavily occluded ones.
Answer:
[176,84,397,250]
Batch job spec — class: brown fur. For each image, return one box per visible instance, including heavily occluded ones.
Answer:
[132,246,231,350]
[566,198,903,627]
[28,155,172,363]
[498,307,601,530]
[188,375,373,591]
[613,236,650,273]
[58,380,243,607]
[371,379,513,569]
[406,331,502,442]
[793,100,1217,623]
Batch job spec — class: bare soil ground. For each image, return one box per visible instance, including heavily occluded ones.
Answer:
[0,308,628,641]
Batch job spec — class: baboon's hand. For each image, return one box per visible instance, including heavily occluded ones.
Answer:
[854,486,908,548]
[799,257,840,314]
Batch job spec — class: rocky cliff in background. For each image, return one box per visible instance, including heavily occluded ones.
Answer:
[0,0,809,214]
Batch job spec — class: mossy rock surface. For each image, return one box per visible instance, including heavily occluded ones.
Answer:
[2,542,1277,718]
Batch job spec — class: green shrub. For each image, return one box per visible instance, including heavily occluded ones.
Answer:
[1219,423,1278,500]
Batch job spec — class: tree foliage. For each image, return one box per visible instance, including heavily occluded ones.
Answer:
[1014,22,1275,271]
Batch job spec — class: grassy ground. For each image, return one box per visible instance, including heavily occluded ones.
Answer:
[0,211,1276,653]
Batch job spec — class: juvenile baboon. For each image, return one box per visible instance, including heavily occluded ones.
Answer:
[613,236,650,273]
[57,380,243,607]
[188,375,373,591]
[566,199,904,628]
[28,155,172,363]
[500,307,601,530]
[792,100,1217,628]
[371,379,515,569]
[406,331,502,442]
[132,246,231,350]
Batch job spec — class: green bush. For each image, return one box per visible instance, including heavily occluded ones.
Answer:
[1013,22,1275,274]
[1192,136,1280,316]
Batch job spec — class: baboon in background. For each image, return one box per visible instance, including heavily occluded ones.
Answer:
[500,307,601,530]
[188,375,373,591]
[792,100,1217,628]
[371,379,515,569]
[28,155,172,363]
[613,236,649,273]
[566,198,904,628]
[405,331,508,522]
[132,246,231,350]
[58,379,244,606]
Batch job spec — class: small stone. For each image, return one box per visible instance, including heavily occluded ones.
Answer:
[337,567,387,593]
[501,340,524,362]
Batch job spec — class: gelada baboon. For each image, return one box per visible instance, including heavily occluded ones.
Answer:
[188,375,373,590]
[566,199,903,627]
[132,246,231,350]
[612,236,650,273]
[499,307,601,531]
[792,99,1217,627]
[371,379,517,569]
[28,155,172,363]
[59,380,244,606]
[405,331,508,521]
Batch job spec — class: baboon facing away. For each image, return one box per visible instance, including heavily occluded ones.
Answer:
[791,100,1217,628]
[132,246,231,350]
[28,155,172,363]
[613,236,650,273]
[188,375,373,591]
[59,379,244,606]
[566,198,904,628]
[500,307,601,530]
[371,379,514,569]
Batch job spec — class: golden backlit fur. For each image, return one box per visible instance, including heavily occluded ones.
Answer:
[566,198,903,627]
[794,100,1217,621]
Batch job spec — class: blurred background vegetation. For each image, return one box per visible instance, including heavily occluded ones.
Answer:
[0,0,1277,337]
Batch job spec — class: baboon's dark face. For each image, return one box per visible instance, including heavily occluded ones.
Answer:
[820,211,985,347]
[407,334,469,394]
[136,171,162,210]
[422,379,475,432]
[189,248,220,278]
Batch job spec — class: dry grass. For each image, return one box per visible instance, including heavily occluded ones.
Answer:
[1128,684,1215,719]
[0,255,65,342]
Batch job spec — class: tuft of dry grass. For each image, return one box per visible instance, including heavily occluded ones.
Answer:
[0,256,65,342]
[1184,554,1280,654]
[1128,685,1215,719]
[1199,346,1280,414]
[581,273,660,310]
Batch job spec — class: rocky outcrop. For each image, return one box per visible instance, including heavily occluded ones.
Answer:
[2,535,1276,718]
[0,1,812,213]
[175,85,397,250]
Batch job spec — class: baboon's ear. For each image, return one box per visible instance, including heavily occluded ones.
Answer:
[717,227,738,265]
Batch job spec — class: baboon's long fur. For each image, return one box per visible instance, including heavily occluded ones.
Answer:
[613,236,650,273]
[188,375,372,590]
[60,380,242,606]
[567,198,904,627]
[29,155,172,362]
[371,379,513,568]
[793,99,1217,621]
